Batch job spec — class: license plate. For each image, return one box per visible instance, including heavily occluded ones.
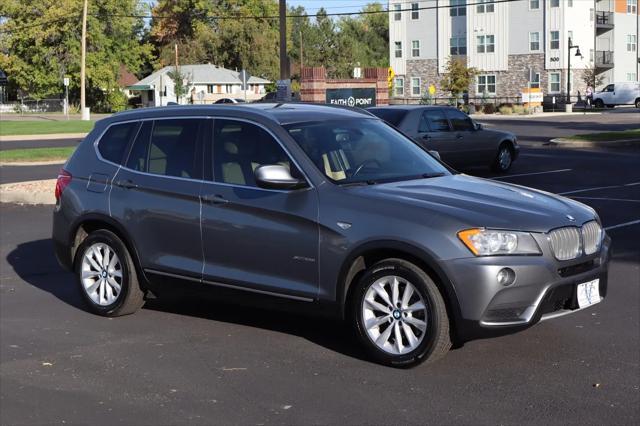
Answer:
[577,279,601,308]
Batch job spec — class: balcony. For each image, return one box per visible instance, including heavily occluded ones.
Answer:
[595,11,614,31]
[595,50,614,69]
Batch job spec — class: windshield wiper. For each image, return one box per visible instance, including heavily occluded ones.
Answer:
[339,179,378,187]
[421,172,446,178]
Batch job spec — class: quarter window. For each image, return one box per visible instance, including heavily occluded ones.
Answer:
[477,75,496,95]
[411,2,419,19]
[126,119,204,179]
[412,40,420,57]
[212,120,299,188]
[549,72,561,93]
[98,122,139,164]
[421,110,451,132]
[529,32,540,51]
[477,0,494,13]
[550,31,560,50]
[450,0,467,17]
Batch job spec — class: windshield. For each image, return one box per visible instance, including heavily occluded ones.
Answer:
[285,119,450,185]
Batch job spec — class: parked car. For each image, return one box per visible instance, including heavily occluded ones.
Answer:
[53,103,610,367]
[368,105,519,172]
[592,82,640,108]
[215,98,246,104]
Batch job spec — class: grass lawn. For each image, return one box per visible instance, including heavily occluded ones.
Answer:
[0,120,94,136]
[0,147,75,163]
[568,128,640,142]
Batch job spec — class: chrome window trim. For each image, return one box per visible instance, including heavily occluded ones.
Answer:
[93,115,315,192]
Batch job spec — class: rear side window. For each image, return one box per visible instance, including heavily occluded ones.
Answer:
[421,110,450,132]
[125,119,204,179]
[369,109,407,126]
[445,109,475,131]
[98,122,140,164]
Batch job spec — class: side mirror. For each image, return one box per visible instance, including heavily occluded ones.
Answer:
[474,121,483,131]
[255,165,307,190]
[428,150,441,160]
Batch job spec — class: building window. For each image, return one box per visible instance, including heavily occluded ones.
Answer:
[627,35,637,52]
[412,40,420,57]
[530,0,539,9]
[394,41,402,58]
[411,2,419,19]
[450,0,467,17]
[568,0,573,7]
[393,4,402,21]
[549,72,561,93]
[477,0,494,13]
[450,36,467,55]
[530,73,540,89]
[477,75,496,95]
[550,31,560,50]
[628,73,638,81]
[411,77,421,96]
[394,77,404,96]
[568,30,573,43]
[590,8,594,21]
[628,0,637,14]
[477,35,494,53]
[550,0,559,7]
[207,85,214,94]
[529,32,540,51]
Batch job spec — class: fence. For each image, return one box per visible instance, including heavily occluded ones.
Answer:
[0,99,67,114]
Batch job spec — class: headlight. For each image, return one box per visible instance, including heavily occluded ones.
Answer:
[458,228,541,256]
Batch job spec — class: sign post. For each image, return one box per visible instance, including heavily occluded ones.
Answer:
[239,69,251,102]
[63,77,70,119]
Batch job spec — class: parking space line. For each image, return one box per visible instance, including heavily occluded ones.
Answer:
[570,197,640,203]
[559,181,640,195]
[604,220,640,231]
[491,169,572,180]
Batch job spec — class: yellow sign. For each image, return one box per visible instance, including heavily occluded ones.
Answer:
[428,84,436,96]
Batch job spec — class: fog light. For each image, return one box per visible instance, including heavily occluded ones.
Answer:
[497,268,516,286]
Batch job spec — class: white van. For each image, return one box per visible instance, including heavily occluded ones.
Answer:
[592,82,640,108]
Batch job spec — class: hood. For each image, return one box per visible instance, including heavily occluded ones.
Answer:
[350,174,597,233]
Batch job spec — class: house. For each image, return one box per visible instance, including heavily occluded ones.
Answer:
[118,65,139,98]
[127,64,271,106]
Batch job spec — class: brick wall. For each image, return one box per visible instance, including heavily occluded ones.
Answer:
[300,67,389,106]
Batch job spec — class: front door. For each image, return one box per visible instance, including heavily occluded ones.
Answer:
[110,118,207,280]
[444,108,493,166]
[200,118,319,300]
[417,109,458,165]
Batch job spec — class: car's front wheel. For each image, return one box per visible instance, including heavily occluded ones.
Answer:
[492,143,514,173]
[594,99,604,109]
[352,259,451,367]
[635,98,640,109]
[75,230,145,316]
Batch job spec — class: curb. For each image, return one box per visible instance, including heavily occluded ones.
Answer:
[0,160,66,167]
[548,138,640,149]
[0,133,88,142]
[0,179,56,205]
[470,111,603,119]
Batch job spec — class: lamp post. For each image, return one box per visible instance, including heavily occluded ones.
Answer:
[566,37,582,110]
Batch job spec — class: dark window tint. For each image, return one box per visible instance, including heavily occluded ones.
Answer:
[213,120,299,187]
[368,109,407,127]
[445,109,474,131]
[98,122,139,164]
[125,119,203,179]
[422,110,450,132]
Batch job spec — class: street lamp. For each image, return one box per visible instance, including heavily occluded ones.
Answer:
[567,37,582,107]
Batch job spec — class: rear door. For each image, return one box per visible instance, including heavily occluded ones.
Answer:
[110,118,208,280]
[416,109,457,165]
[199,118,319,300]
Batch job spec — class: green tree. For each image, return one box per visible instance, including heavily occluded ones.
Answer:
[440,57,477,98]
[0,0,152,108]
[167,67,189,103]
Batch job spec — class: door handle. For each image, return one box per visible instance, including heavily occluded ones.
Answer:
[115,179,138,189]
[201,194,229,205]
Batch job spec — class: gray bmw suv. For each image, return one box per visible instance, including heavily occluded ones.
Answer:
[53,104,610,367]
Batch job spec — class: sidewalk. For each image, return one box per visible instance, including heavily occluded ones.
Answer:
[470,111,603,120]
[0,133,88,142]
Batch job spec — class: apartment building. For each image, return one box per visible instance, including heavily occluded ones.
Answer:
[389,0,639,100]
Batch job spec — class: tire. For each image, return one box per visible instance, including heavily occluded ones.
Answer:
[594,99,604,109]
[74,229,145,316]
[492,142,514,173]
[635,98,640,109]
[351,258,451,368]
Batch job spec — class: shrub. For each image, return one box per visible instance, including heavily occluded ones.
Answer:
[483,103,496,114]
[475,103,484,113]
[499,106,513,115]
[107,90,129,113]
[512,105,525,115]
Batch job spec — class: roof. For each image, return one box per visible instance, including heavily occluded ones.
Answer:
[117,65,138,88]
[106,103,376,126]
[128,64,271,89]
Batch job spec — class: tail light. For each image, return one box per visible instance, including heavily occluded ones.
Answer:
[55,169,72,201]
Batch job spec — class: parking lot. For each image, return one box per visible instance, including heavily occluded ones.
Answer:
[1,124,640,425]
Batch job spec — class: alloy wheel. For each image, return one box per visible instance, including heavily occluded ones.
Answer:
[362,275,428,355]
[498,147,512,171]
[80,243,123,306]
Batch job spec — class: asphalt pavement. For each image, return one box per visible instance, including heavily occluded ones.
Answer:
[1,143,639,425]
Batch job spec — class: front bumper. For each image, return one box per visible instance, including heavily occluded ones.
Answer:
[443,233,611,333]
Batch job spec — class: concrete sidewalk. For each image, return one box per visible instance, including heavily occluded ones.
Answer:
[0,133,88,142]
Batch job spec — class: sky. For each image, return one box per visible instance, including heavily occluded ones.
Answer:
[290,0,380,15]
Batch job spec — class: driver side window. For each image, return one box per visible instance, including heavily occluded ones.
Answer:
[603,84,614,92]
[445,109,475,131]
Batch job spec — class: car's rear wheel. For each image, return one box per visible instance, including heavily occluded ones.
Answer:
[635,98,640,109]
[492,143,514,173]
[594,99,604,109]
[75,230,144,316]
[351,259,451,367]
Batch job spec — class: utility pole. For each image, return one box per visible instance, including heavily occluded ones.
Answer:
[300,29,303,71]
[279,0,288,81]
[175,43,179,103]
[80,0,89,120]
